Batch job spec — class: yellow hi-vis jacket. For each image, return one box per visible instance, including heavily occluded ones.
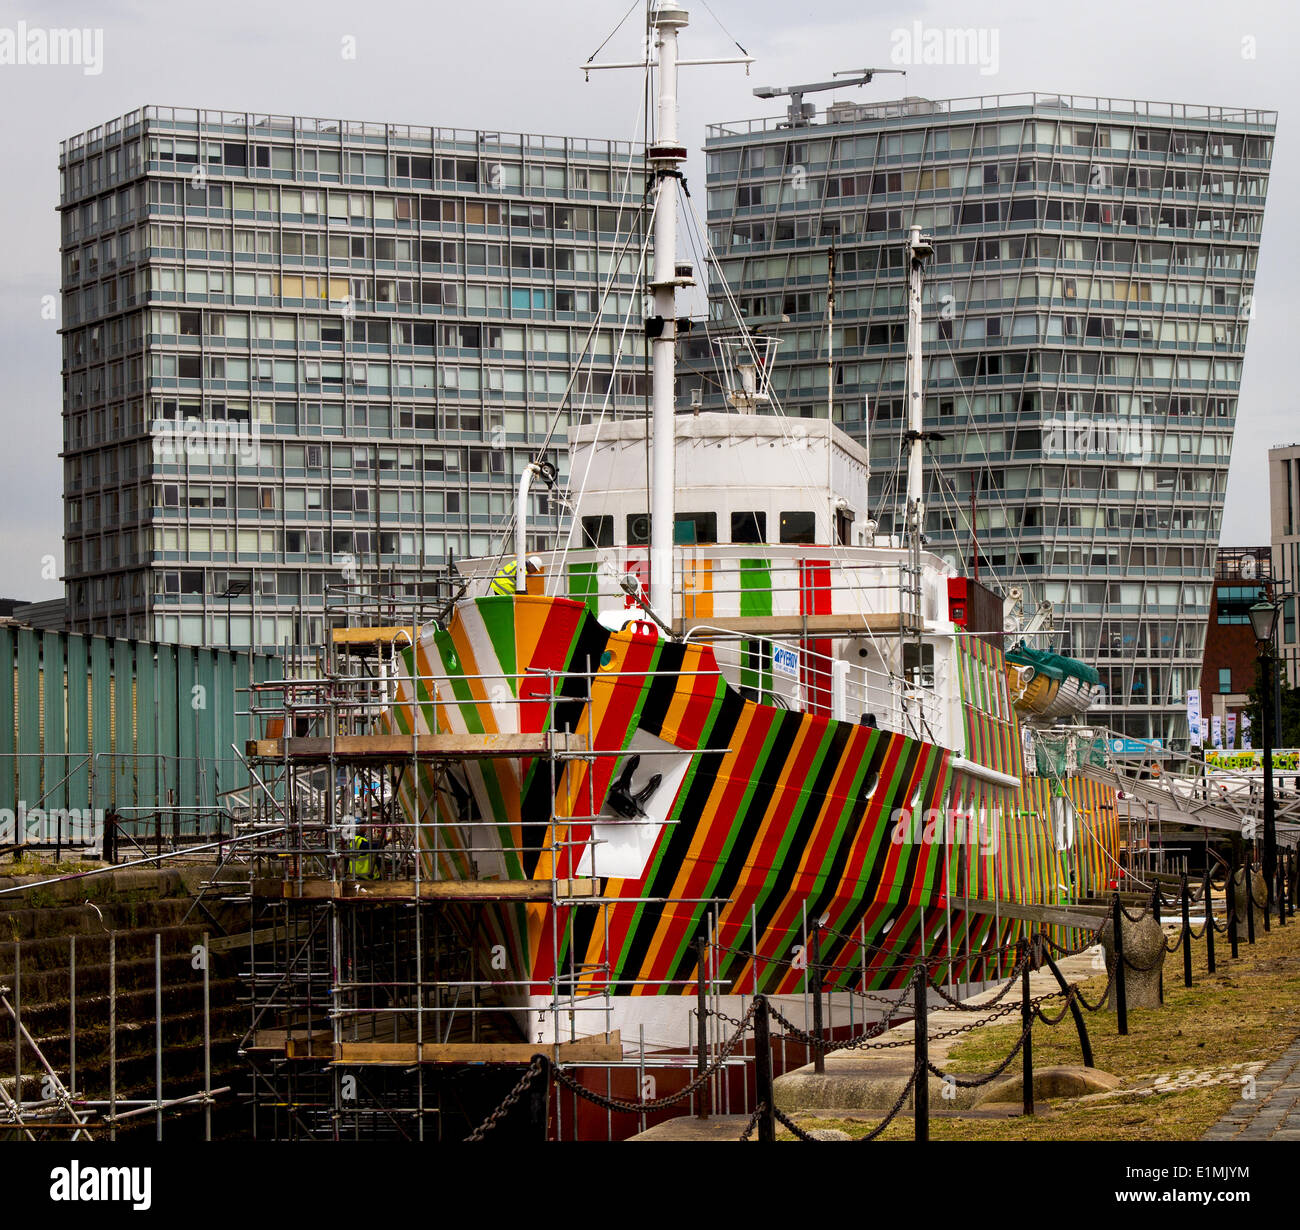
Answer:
[490,559,519,596]
[347,834,375,879]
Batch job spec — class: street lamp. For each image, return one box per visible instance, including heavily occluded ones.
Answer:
[1249,597,1281,920]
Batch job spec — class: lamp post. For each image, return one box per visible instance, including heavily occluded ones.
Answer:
[1249,598,1281,917]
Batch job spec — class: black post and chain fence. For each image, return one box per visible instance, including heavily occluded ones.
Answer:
[459,870,1284,1141]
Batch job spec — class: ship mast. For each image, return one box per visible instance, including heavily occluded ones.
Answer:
[584,2,751,618]
[903,224,934,543]
[647,0,688,620]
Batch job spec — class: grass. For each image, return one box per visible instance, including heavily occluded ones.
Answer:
[2,857,99,878]
[782,909,1300,1141]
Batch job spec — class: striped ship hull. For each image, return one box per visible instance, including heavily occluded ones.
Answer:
[388,595,1118,1043]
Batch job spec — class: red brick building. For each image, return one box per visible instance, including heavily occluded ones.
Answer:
[1199,546,1274,746]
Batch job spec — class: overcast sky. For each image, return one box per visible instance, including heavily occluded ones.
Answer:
[0,0,1294,600]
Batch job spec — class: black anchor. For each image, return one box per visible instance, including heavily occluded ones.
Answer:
[605,754,663,819]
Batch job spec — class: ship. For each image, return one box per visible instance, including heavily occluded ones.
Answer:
[382,0,1120,1051]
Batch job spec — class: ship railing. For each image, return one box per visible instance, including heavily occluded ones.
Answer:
[685,626,943,741]
[457,544,941,630]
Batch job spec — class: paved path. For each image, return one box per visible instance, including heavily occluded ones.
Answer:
[1201,1035,1300,1141]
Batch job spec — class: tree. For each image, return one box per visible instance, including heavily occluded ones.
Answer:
[1243,649,1300,748]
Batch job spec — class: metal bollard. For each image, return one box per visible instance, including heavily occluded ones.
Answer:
[1204,867,1216,975]
[1247,862,1256,945]
[1112,894,1128,1037]
[1181,874,1193,989]
[753,997,775,1143]
[914,963,929,1143]
[1228,861,1239,960]
[695,935,709,1120]
[810,920,824,1076]
[1037,932,1093,1069]
[1019,939,1034,1116]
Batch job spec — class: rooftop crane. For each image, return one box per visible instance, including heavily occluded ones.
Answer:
[753,67,905,128]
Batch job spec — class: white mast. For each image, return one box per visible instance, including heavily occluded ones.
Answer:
[903,224,934,541]
[647,0,688,620]
[582,1,750,617]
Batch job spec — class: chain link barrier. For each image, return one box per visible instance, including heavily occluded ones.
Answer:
[551,1001,757,1116]
[463,1054,548,1142]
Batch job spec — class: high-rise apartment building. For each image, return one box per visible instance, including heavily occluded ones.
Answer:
[1269,443,1300,688]
[59,106,646,648]
[701,92,1275,744]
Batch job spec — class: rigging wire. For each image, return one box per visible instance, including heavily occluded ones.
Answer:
[483,57,656,578]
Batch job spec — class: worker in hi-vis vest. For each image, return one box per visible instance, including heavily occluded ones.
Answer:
[347,828,378,879]
[490,555,542,596]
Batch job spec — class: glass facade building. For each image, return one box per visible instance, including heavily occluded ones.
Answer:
[59,106,646,649]
[1269,443,1300,689]
[701,93,1275,744]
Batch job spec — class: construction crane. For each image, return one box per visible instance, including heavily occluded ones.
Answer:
[753,68,905,128]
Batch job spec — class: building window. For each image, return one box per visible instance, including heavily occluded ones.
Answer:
[1218,668,1232,694]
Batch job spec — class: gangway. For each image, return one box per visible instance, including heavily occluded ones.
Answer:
[1036,726,1300,846]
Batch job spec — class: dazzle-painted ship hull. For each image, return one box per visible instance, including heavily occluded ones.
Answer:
[388,594,1119,1044]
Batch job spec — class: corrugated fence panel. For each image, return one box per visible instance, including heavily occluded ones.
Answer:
[0,627,14,816]
[176,646,198,821]
[17,629,41,808]
[194,648,217,814]
[111,638,134,813]
[89,636,112,812]
[214,651,237,805]
[156,644,178,823]
[42,631,67,811]
[66,634,89,810]
[134,641,157,818]
[0,628,283,835]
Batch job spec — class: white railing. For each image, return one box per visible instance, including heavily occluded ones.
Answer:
[687,626,945,743]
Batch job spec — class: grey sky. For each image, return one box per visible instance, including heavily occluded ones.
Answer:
[0,0,1294,600]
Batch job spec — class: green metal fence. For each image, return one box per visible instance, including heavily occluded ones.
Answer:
[0,626,282,845]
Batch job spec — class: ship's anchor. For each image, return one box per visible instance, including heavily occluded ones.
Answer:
[606,755,662,819]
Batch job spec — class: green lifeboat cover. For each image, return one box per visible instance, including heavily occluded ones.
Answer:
[1005,643,1101,687]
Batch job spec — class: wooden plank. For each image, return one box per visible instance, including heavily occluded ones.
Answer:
[331,626,417,646]
[333,1035,623,1066]
[247,1029,332,1055]
[954,897,1110,931]
[245,732,549,763]
[675,612,906,638]
[253,877,599,902]
[209,925,288,953]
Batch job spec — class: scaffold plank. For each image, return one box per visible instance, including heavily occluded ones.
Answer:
[245,732,549,762]
[247,1029,333,1056]
[676,612,904,637]
[252,877,599,901]
[333,1036,623,1065]
[330,625,417,645]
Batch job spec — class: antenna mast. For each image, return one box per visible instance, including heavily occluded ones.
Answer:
[584,2,752,622]
[646,0,687,621]
[903,224,934,545]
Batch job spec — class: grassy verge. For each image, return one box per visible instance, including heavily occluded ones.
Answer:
[784,909,1300,1141]
[1,857,99,878]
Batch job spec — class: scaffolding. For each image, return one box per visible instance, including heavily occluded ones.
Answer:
[233,585,753,1141]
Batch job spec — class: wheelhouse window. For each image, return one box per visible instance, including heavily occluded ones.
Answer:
[779,510,816,544]
[674,512,717,545]
[731,511,766,544]
[580,515,613,548]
